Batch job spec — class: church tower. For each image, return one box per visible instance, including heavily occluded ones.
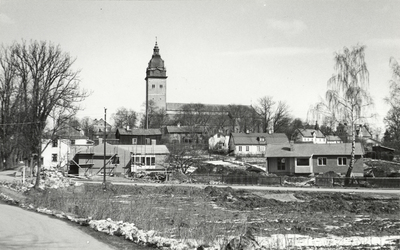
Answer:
[145,41,167,128]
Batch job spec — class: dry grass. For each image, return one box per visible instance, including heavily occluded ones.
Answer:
[27,184,247,245]
[26,183,400,246]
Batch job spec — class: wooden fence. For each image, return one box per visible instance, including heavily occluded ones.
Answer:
[189,174,400,188]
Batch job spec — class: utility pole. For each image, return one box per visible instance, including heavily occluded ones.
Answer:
[103,108,107,190]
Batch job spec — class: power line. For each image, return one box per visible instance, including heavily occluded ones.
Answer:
[0,121,41,126]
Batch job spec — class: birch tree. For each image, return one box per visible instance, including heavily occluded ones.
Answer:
[325,45,373,182]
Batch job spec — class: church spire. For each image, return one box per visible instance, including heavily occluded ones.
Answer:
[153,39,159,55]
[146,39,167,78]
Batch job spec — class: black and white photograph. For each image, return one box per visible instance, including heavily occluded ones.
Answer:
[0,0,399,249]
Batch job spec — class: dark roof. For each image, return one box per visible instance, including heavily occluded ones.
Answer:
[117,128,162,136]
[297,129,325,138]
[266,143,364,158]
[166,102,244,112]
[146,42,166,78]
[372,145,395,152]
[166,126,203,134]
[231,133,288,145]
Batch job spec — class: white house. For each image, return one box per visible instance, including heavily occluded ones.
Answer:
[41,126,93,170]
[228,132,289,156]
[293,129,327,144]
[208,133,229,152]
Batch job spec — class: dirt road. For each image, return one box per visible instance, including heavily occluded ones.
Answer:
[0,203,115,250]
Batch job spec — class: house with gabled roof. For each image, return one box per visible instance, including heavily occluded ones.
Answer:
[41,125,93,170]
[116,128,162,145]
[266,142,364,176]
[293,128,326,144]
[228,132,289,156]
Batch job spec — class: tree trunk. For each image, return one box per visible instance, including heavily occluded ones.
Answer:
[34,134,42,189]
[345,122,356,186]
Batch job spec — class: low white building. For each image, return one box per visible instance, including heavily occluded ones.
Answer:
[228,132,289,156]
[293,129,327,144]
[208,133,229,152]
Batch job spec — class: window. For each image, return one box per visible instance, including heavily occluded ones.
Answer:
[132,138,137,145]
[146,157,151,166]
[246,146,249,151]
[297,158,309,166]
[260,146,265,151]
[71,139,75,145]
[317,157,327,166]
[277,158,286,170]
[134,156,141,165]
[146,138,151,145]
[152,84,155,89]
[238,146,242,151]
[337,157,347,166]
[141,157,146,165]
[259,137,265,142]
[52,140,58,147]
[51,154,57,162]
[145,156,156,166]
[160,84,163,88]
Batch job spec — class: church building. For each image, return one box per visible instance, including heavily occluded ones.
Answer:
[144,41,254,133]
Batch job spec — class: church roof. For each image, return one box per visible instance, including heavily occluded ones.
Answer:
[166,102,248,112]
[166,126,203,134]
[146,41,166,78]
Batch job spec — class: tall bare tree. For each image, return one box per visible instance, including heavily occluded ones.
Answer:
[315,45,373,182]
[8,40,88,187]
[0,45,25,169]
[254,96,291,133]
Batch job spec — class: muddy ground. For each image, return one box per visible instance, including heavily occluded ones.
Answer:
[203,186,400,238]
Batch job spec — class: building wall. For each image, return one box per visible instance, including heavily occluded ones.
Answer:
[267,157,292,175]
[147,78,166,111]
[42,139,69,169]
[118,134,161,145]
[311,155,364,174]
[131,154,168,172]
[235,145,266,156]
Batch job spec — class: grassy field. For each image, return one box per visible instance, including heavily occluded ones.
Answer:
[25,183,400,248]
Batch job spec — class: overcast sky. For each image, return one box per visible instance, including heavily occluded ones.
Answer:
[1,0,399,132]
